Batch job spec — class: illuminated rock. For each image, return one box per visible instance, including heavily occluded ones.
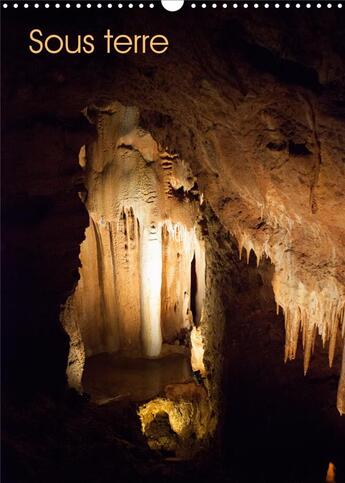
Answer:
[190,326,206,375]
[234,224,345,413]
[140,224,163,357]
[61,99,345,415]
[61,297,85,392]
[138,382,216,455]
[337,343,345,416]
[62,102,206,386]
[326,462,336,483]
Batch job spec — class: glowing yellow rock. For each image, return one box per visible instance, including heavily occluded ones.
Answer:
[190,326,206,375]
[138,383,216,453]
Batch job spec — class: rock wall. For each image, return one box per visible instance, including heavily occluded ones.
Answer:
[138,382,216,457]
[2,113,92,394]
[61,103,207,389]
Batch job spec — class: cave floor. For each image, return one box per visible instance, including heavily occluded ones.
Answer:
[83,347,193,404]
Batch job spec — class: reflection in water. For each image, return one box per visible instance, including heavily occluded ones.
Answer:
[83,351,193,404]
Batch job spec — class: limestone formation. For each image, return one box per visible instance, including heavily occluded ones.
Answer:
[138,382,216,455]
[62,102,207,390]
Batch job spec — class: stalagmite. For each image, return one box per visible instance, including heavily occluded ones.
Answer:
[326,462,336,483]
[140,224,163,357]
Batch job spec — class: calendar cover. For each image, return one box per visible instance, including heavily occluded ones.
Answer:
[1,1,345,482]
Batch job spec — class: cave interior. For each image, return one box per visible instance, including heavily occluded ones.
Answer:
[2,6,345,483]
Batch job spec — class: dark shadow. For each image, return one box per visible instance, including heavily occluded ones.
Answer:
[221,251,345,483]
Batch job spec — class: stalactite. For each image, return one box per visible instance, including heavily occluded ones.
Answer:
[161,223,195,341]
[115,208,141,350]
[234,225,345,412]
[62,102,205,370]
